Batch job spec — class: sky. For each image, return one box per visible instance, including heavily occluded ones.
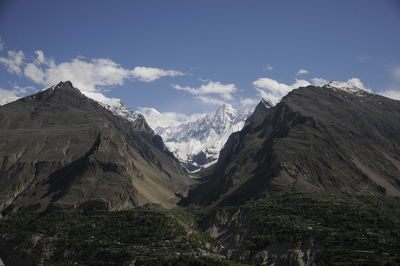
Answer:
[1,0,400,118]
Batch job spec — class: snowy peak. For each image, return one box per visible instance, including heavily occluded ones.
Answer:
[145,104,253,172]
[137,107,175,129]
[323,81,371,96]
[261,97,275,108]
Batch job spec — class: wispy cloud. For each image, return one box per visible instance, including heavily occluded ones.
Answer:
[0,50,25,74]
[310,78,329,86]
[0,84,36,105]
[132,66,183,82]
[378,66,400,100]
[173,81,237,105]
[263,64,273,71]
[253,78,310,104]
[296,69,309,75]
[380,90,400,100]
[0,88,19,105]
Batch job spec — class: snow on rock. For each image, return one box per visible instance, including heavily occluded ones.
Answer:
[323,81,371,96]
[143,104,252,172]
[82,91,139,122]
[261,97,275,108]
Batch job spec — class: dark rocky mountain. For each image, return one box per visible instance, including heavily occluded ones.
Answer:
[184,85,400,206]
[0,81,193,214]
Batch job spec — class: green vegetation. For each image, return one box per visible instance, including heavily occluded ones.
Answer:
[0,207,229,265]
[1,194,400,265]
[190,193,400,265]
[249,193,400,265]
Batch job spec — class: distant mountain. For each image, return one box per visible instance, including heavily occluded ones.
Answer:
[142,104,253,171]
[0,81,193,214]
[184,83,400,205]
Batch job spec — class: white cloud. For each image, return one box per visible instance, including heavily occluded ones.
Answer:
[377,67,400,101]
[0,85,35,105]
[173,81,237,100]
[0,88,19,105]
[343,78,371,92]
[296,69,309,75]
[44,58,130,92]
[33,50,53,66]
[0,39,3,52]
[24,63,46,84]
[131,66,183,82]
[137,107,205,129]
[253,78,310,104]
[240,97,259,106]
[13,84,35,95]
[0,50,25,74]
[21,57,130,92]
[0,49,185,107]
[327,78,370,92]
[380,90,400,100]
[0,49,183,95]
[263,65,273,71]
[252,76,372,104]
[310,77,329,86]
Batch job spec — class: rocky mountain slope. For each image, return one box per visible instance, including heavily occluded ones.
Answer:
[184,84,400,205]
[142,104,252,172]
[0,81,193,214]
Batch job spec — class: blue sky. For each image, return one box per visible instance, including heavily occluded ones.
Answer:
[1,0,400,115]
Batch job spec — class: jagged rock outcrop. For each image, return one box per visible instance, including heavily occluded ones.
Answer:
[198,207,320,266]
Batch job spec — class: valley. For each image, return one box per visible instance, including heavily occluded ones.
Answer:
[1,81,400,265]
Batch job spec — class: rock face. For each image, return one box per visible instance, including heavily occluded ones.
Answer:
[0,81,193,214]
[184,85,400,205]
[199,207,319,266]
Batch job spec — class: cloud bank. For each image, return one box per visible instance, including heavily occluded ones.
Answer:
[0,48,183,92]
[0,49,184,106]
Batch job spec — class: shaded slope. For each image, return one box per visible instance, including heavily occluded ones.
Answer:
[0,81,193,214]
[184,85,400,205]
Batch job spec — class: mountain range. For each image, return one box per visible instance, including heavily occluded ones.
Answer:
[142,104,253,171]
[1,80,400,265]
[62,91,254,172]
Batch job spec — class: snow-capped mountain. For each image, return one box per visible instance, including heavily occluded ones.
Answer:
[81,90,140,123]
[142,104,253,172]
[323,81,371,96]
